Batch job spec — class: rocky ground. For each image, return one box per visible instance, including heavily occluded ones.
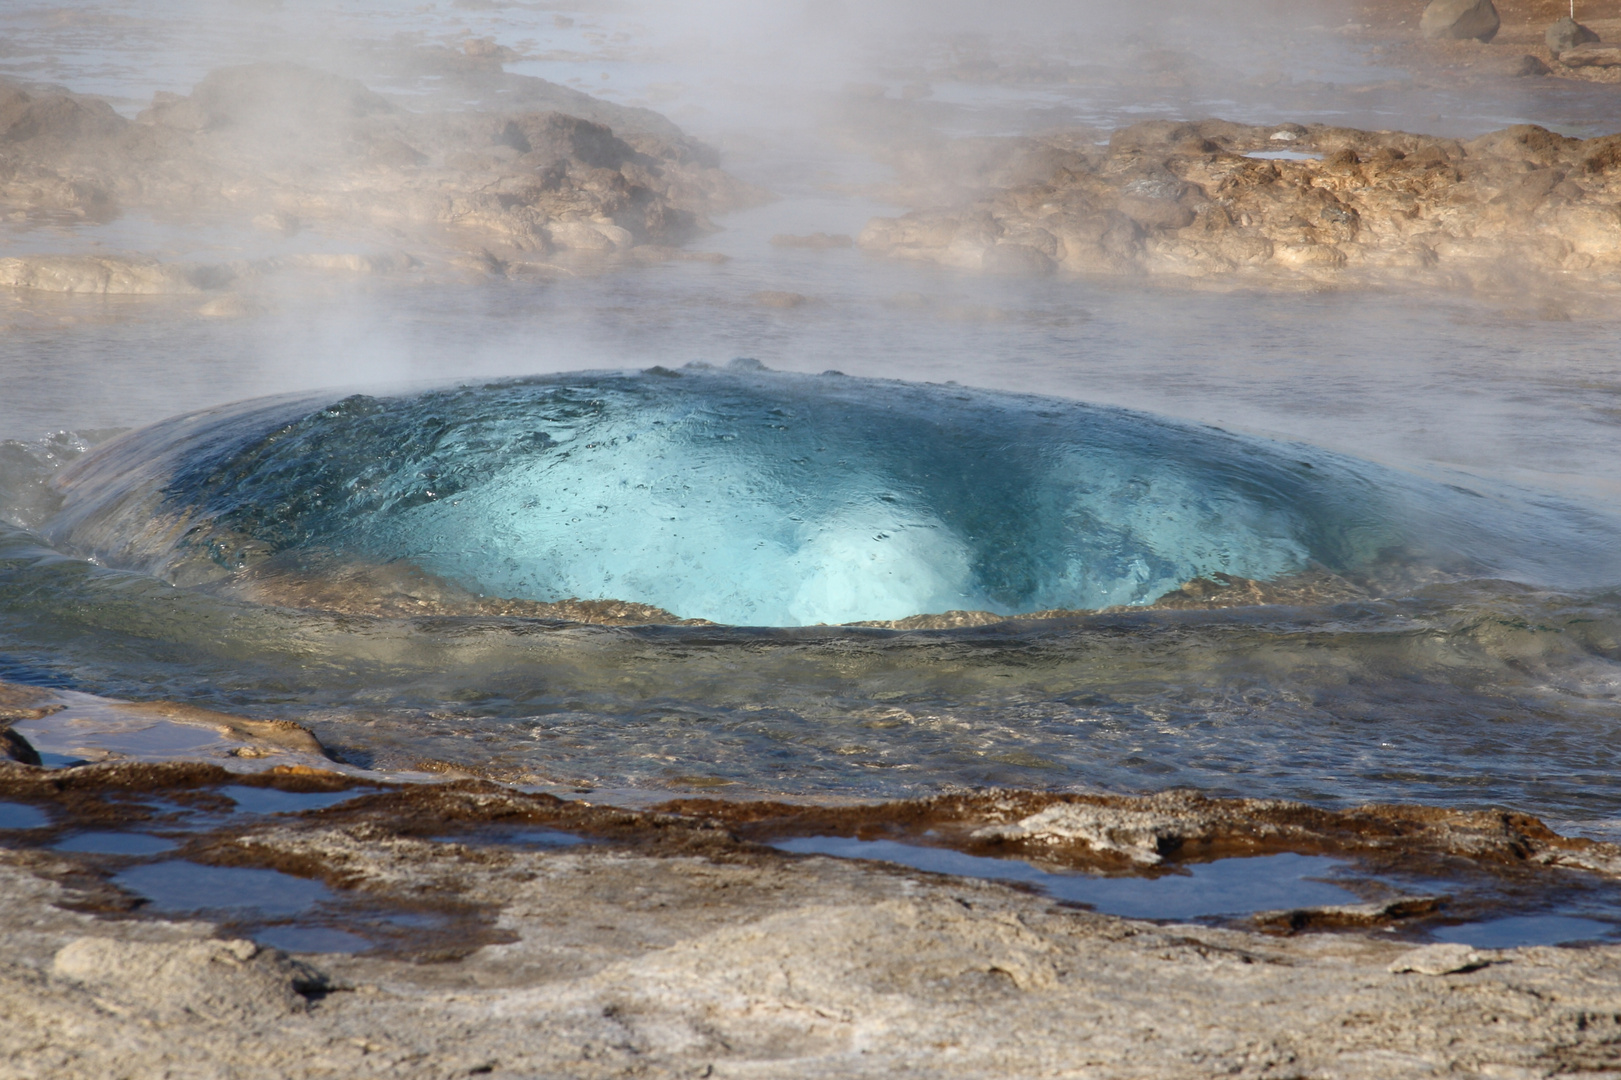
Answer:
[855,117,1621,299]
[5,3,1621,306]
[1,758,1620,1079]
[815,0,1621,302]
[0,59,762,295]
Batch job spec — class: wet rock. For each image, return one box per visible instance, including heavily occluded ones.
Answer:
[249,210,299,236]
[273,251,418,275]
[1252,896,1443,932]
[0,682,58,722]
[112,701,334,760]
[1117,176,1197,229]
[462,37,521,65]
[973,801,1193,864]
[217,554,707,624]
[1419,0,1500,42]
[1546,15,1601,55]
[0,82,124,145]
[681,787,1621,877]
[0,727,41,767]
[0,678,338,766]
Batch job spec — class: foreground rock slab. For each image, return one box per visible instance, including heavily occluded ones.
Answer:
[1,762,1620,1077]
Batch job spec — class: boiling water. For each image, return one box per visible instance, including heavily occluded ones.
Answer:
[2,2,1621,840]
[47,367,1601,625]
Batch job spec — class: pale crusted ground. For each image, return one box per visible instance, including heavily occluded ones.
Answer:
[3,820,1620,1080]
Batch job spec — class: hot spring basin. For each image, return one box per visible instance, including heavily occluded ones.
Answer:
[40,364,1577,626]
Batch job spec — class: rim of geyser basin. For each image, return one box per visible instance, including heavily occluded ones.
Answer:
[27,361,1621,629]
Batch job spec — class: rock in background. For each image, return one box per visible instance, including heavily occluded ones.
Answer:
[1420,0,1502,41]
[0,63,765,293]
[1546,13,1601,54]
[857,118,1621,299]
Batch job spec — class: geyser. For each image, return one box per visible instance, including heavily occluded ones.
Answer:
[46,365,1415,626]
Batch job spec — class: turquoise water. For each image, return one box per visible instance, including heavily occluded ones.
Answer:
[2,0,1621,839]
[40,368,1615,627]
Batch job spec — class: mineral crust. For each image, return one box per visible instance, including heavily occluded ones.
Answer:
[0,763,1619,1079]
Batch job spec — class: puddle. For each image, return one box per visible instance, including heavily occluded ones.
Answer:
[10,701,241,762]
[37,753,92,769]
[217,785,362,815]
[253,925,374,954]
[774,836,1621,946]
[442,825,587,850]
[6,692,346,772]
[1432,915,1621,949]
[114,861,332,917]
[109,858,482,956]
[53,831,177,855]
[0,802,50,830]
[772,836,1356,920]
[1244,149,1323,161]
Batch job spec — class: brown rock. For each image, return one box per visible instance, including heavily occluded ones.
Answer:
[1546,15,1600,56]
[1419,0,1500,42]
[1558,41,1621,67]
[856,118,1621,296]
[0,65,765,285]
[981,242,1055,275]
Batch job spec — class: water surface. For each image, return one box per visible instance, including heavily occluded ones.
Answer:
[1,2,1620,844]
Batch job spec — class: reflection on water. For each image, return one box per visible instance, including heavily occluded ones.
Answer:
[254,925,373,954]
[1434,915,1621,949]
[0,803,51,830]
[216,786,363,816]
[774,837,1357,920]
[53,832,178,856]
[775,836,1621,946]
[114,862,332,917]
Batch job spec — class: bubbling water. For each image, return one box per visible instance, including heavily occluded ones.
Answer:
[38,364,1580,626]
